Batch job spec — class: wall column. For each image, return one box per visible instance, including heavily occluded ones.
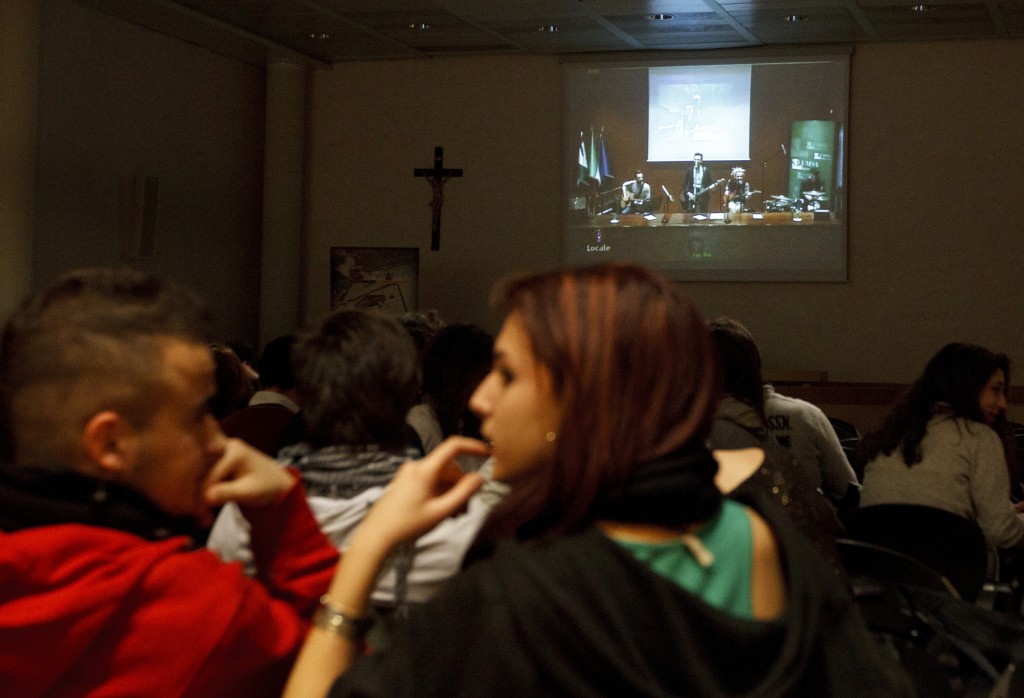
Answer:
[0,0,40,321]
[260,60,307,346]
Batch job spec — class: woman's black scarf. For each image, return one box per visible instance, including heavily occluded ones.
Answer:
[591,443,722,528]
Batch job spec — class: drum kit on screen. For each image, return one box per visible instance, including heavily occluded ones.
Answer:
[765,191,827,213]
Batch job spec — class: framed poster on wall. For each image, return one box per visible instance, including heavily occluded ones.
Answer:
[330,246,419,314]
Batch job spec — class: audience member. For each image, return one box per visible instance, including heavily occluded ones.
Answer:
[706,317,844,568]
[209,309,495,608]
[283,262,909,698]
[221,334,303,455]
[860,342,1024,552]
[226,338,261,387]
[399,309,445,361]
[708,317,859,503]
[0,268,337,696]
[407,323,493,456]
[208,342,255,419]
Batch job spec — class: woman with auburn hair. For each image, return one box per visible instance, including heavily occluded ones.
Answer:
[285,263,909,698]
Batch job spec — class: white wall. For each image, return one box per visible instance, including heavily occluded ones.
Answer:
[306,42,1024,382]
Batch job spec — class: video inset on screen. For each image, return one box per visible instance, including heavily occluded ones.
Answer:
[563,52,849,282]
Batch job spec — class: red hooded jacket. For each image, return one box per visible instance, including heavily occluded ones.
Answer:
[0,481,338,697]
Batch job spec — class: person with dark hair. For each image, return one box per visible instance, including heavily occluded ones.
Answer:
[683,152,715,213]
[706,317,844,567]
[798,167,827,211]
[209,309,495,607]
[708,317,858,504]
[283,263,909,698]
[221,334,303,455]
[860,342,1024,550]
[619,170,652,214]
[226,338,261,386]
[208,342,255,419]
[407,323,493,455]
[0,268,337,696]
[398,309,445,360]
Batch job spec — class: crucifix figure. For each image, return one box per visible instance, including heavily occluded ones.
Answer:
[414,146,463,250]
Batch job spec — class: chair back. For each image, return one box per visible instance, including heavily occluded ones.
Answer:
[827,416,860,442]
[836,538,959,598]
[839,503,988,601]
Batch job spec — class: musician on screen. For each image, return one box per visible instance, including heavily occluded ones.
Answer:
[799,168,827,211]
[725,167,753,214]
[620,171,652,214]
[683,153,713,213]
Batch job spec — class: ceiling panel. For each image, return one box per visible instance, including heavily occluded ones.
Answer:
[73,0,1024,64]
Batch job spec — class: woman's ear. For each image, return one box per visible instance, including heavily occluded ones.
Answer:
[81,411,139,476]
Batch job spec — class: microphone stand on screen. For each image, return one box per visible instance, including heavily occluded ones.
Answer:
[759,143,788,213]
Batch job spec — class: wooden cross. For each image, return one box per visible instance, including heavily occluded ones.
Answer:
[414,146,463,250]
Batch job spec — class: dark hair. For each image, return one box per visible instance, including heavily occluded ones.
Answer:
[292,309,419,450]
[707,317,767,428]
[860,342,1011,466]
[421,323,493,440]
[225,339,256,366]
[399,310,445,358]
[256,334,296,390]
[208,343,254,419]
[476,262,719,544]
[694,152,703,159]
[0,267,212,465]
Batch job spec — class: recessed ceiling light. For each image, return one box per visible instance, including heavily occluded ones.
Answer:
[408,22,431,30]
[648,14,675,20]
[783,14,808,22]
[537,25,559,32]
[308,32,331,40]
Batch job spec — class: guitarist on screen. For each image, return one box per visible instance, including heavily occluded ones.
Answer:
[682,152,713,213]
[620,170,652,214]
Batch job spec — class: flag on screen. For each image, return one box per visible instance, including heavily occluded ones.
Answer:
[587,129,601,186]
[577,131,589,186]
[599,130,614,182]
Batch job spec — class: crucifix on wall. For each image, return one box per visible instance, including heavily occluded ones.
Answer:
[413,146,463,250]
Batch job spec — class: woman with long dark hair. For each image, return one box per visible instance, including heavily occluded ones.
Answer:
[860,342,1024,549]
[284,263,908,697]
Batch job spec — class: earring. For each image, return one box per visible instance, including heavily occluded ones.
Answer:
[545,432,557,443]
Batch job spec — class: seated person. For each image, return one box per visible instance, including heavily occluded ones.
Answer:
[0,268,338,696]
[799,168,826,210]
[407,323,493,457]
[221,334,304,456]
[860,343,1024,554]
[282,263,910,698]
[707,318,859,504]
[706,317,844,570]
[209,309,498,608]
[620,170,652,214]
[208,342,254,419]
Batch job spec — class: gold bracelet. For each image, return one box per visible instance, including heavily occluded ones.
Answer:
[312,596,372,642]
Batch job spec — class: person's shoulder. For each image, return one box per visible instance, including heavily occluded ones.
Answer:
[927,416,1004,454]
[932,415,999,439]
[763,386,816,412]
[5,523,239,594]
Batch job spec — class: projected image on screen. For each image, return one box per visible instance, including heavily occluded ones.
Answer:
[562,52,849,282]
[649,64,752,162]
